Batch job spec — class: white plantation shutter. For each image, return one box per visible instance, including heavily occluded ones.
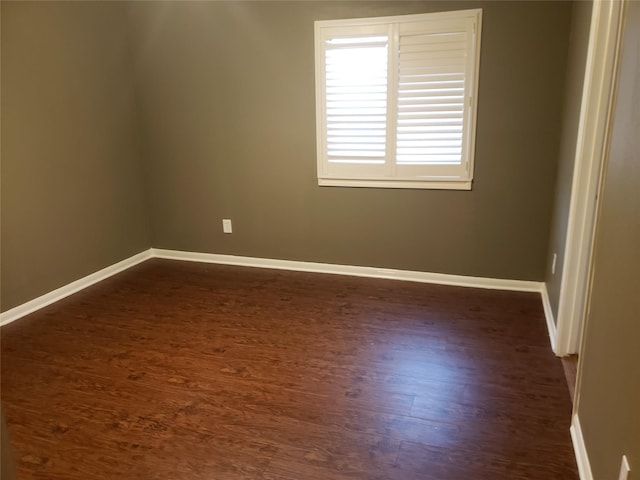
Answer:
[325,35,389,169]
[315,10,482,189]
[316,25,392,179]
[395,22,469,178]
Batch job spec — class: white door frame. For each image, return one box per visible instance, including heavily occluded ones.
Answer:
[555,0,625,357]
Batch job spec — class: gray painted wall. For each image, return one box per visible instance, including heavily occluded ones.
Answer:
[576,1,640,476]
[1,1,573,310]
[545,1,593,322]
[127,1,572,281]
[1,2,151,311]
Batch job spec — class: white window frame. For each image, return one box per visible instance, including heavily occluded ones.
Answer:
[315,9,482,190]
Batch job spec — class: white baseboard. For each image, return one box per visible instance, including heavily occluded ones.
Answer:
[1,248,546,327]
[151,248,544,292]
[0,250,152,327]
[541,284,558,354]
[571,414,594,480]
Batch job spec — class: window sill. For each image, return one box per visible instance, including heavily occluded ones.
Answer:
[318,178,472,190]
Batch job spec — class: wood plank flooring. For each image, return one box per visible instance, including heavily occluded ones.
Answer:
[1,259,578,479]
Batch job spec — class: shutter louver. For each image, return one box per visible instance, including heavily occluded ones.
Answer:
[325,36,388,165]
[396,30,467,167]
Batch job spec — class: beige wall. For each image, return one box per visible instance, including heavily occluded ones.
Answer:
[127,1,572,281]
[576,1,640,476]
[1,2,151,311]
[1,1,573,310]
[545,1,592,321]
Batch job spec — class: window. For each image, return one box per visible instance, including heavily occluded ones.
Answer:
[315,9,482,189]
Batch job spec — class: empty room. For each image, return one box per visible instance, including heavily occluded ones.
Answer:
[1,1,638,479]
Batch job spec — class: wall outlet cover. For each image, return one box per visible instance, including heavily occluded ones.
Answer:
[222,219,232,234]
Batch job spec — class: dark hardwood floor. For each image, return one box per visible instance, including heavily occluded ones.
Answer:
[1,259,578,479]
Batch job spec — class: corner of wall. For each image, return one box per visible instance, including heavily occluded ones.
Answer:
[0,249,153,327]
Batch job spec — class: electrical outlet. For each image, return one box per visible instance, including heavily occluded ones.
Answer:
[618,455,630,480]
[222,219,232,234]
[552,253,557,275]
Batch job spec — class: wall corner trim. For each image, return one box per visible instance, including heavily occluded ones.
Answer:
[0,249,153,327]
[541,283,558,354]
[555,0,625,356]
[571,414,594,480]
[151,249,544,292]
